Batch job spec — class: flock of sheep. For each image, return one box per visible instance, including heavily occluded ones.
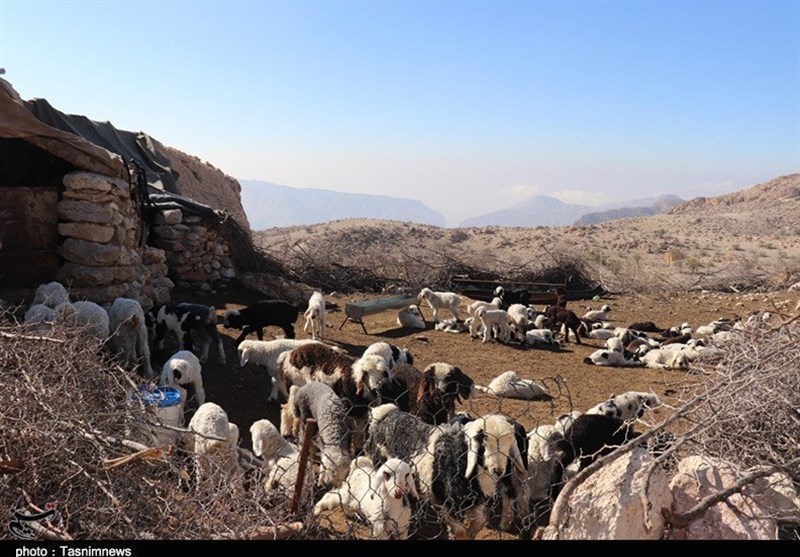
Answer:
[19,280,752,539]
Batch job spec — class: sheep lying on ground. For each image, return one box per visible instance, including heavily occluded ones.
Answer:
[23,304,55,332]
[586,391,662,422]
[640,348,690,370]
[287,382,352,486]
[363,341,413,370]
[434,317,469,333]
[224,299,300,345]
[417,287,462,323]
[524,328,560,349]
[303,291,326,341]
[314,456,418,540]
[475,370,551,401]
[583,349,644,367]
[32,281,70,309]
[108,297,153,377]
[185,402,240,487]
[396,304,426,329]
[54,301,110,341]
[160,350,205,406]
[250,419,312,499]
[238,338,321,401]
[582,304,611,322]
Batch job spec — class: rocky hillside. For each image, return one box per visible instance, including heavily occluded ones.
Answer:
[459,195,591,227]
[574,194,684,226]
[255,174,800,294]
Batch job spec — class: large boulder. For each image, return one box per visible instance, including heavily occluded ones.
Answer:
[543,447,673,540]
[668,456,800,540]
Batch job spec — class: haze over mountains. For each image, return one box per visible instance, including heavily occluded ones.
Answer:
[241,179,685,230]
[240,180,446,229]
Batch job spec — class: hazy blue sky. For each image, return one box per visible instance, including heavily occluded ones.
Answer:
[2,0,798,225]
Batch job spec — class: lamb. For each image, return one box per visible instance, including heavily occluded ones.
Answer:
[288,382,351,486]
[160,350,205,406]
[434,317,469,333]
[506,303,530,335]
[640,348,690,370]
[466,296,502,338]
[302,291,326,341]
[553,413,637,474]
[223,299,301,345]
[493,286,531,309]
[544,306,584,344]
[23,304,55,332]
[396,304,426,329]
[54,301,110,341]
[582,304,611,322]
[586,391,662,422]
[362,341,413,370]
[365,405,526,540]
[417,287,462,323]
[582,349,644,367]
[475,370,551,401]
[145,304,205,362]
[177,302,226,364]
[377,363,462,425]
[524,328,560,349]
[586,327,617,340]
[250,419,313,500]
[107,297,153,378]
[475,307,512,343]
[32,281,69,309]
[237,338,321,401]
[185,402,240,487]
[314,456,418,540]
[605,336,625,354]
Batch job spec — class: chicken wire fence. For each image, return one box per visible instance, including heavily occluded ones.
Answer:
[1,310,798,540]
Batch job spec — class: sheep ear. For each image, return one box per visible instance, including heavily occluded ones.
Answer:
[509,437,527,474]
[406,471,419,499]
[239,348,249,367]
[352,361,365,395]
[464,422,484,479]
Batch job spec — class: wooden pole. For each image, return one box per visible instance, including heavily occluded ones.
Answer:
[290,418,317,516]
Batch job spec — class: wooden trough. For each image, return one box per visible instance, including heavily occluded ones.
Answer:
[338,294,419,334]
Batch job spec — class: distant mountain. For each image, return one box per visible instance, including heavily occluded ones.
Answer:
[573,194,684,226]
[239,180,446,230]
[459,195,591,228]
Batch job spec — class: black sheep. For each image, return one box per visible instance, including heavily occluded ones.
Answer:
[223,299,300,345]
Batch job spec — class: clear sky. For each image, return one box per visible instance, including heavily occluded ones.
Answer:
[2,0,798,225]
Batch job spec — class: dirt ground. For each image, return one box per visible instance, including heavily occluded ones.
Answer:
[162,282,800,539]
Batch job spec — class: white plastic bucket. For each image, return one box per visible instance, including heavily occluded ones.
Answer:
[134,385,185,445]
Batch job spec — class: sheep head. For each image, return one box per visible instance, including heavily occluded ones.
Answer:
[223,310,242,329]
[464,415,526,498]
[352,355,391,397]
[250,419,284,459]
[376,458,419,501]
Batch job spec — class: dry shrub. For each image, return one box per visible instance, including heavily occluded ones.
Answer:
[0,316,316,540]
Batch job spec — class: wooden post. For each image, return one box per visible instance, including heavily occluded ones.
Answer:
[290,418,317,516]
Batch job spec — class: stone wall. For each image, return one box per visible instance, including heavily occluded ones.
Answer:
[56,171,173,308]
[150,208,236,292]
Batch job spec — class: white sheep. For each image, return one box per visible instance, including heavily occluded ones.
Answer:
[237,338,321,401]
[476,307,512,343]
[303,291,326,341]
[397,304,426,329]
[466,297,502,338]
[524,328,559,348]
[32,281,70,309]
[434,317,469,333]
[362,341,413,370]
[586,327,617,340]
[474,370,550,400]
[640,348,690,370]
[107,297,153,378]
[23,304,55,332]
[417,287,462,323]
[54,301,110,341]
[586,391,662,422]
[605,336,625,354]
[532,314,548,329]
[506,303,530,329]
[185,402,240,487]
[314,456,418,540]
[250,419,313,500]
[582,304,611,321]
[161,350,205,406]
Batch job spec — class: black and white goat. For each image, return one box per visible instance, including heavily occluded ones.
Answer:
[145,304,204,361]
[223,299,301,345]
[177,302,226,364]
